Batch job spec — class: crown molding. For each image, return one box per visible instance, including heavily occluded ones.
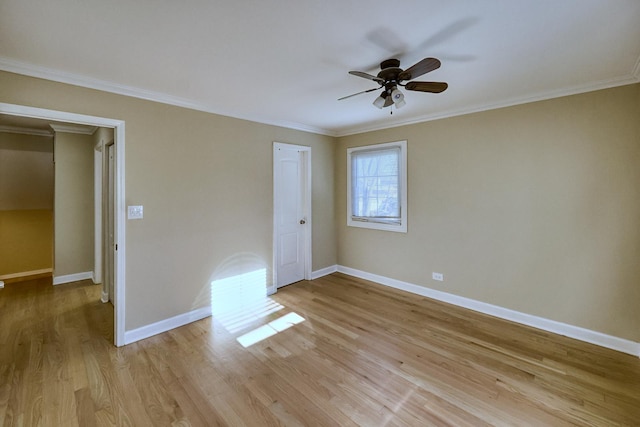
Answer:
[0,124,53,137]
[0,57,335,137]
[1,56,637,140]
[49,123,97,135]
[336,73,640,137]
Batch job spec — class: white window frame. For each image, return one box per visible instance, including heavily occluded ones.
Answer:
[347,140,407,233]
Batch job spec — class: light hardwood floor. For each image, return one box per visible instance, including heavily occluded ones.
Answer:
[1,273,639,426]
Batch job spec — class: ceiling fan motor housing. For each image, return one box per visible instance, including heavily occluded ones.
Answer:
[377,58,403,85]
[380,58,400,69]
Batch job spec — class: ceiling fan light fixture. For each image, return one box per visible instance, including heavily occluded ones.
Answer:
[372,92,386,109]
[391,87,404,103]
[394,98,406,109]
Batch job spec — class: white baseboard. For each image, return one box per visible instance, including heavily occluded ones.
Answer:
[0,268,53,281]
[53,271,94,285]
[337,265,640,358]
[123,264,338,346]
[124,306,212,345]
[311,264,338,280]
[101,290,109,303]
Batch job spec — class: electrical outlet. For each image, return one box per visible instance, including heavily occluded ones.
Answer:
[432,272,444,281]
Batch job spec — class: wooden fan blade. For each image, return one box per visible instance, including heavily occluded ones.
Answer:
[349,71,385,84]
[404,81,448,93]
[398,57,441,81]
[338,86,381,101]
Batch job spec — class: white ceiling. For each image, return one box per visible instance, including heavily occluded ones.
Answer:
[1,1,639,136]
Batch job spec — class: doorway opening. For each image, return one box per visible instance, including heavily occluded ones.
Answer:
[0,102,126,346]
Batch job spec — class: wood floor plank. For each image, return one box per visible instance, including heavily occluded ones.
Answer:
[74,387,97,427]
[168,376,227,427]
[1,274,639,425]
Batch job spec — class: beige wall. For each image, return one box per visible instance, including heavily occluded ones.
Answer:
[3,68,635,344]
[336,83,640,342]
[0,132,54,276]
[0,71,337,330]
[0,210,53,276]
[0,132,54,210]
[54,132,95,277]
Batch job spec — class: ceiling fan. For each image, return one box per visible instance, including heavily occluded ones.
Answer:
[339,57,448,109]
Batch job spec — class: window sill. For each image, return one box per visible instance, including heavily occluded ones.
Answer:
[347,218,407,233]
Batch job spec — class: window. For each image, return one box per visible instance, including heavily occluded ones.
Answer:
[347,140,407,232]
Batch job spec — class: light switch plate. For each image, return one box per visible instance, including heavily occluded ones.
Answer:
[128,205,143,219]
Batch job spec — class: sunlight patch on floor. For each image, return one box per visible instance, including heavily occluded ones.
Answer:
[210,268,305,346]
[210,268,285,333]
[214,298,285,334]
[236,312,305,348]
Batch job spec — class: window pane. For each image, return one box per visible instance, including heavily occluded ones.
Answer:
[351,147,400,219]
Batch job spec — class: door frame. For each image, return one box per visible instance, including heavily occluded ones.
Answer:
[272,142,312,295]
[94,140,103,287]
[101,140,116,304]
[0,102,127,347]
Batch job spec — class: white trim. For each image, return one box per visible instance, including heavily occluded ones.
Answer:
[311,265,338,280]
[49,123,97,135]
[337,266,640,358]
[93,147,102,285]
[124,306,212,345]
[0,124,53,137]
[3,57,637,139]
[114,124,126,346]
[336,75,640,137]
[0,103,124,128]
[304,149,312,282]
[0,102,126,348]
[0,56,333,137]
[272,142,312,294]
[0,268,53,281]
[101,290,109,304]
[2,56,638,139]
[53,271,94,285]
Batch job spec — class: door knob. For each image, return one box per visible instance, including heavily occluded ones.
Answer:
[299,219,306,224]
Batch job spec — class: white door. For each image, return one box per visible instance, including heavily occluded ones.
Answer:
[274,143,310,289]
